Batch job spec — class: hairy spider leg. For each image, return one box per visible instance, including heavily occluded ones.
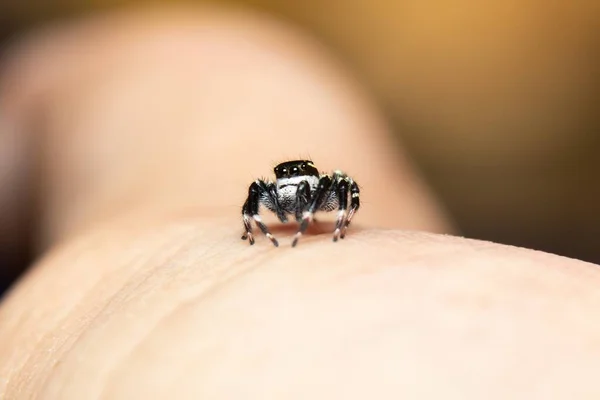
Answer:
[340,180,360,239]
[295,180,312,222]
[333,177,350,241]
[268,183,288,223]
[241,203,254,244]
[241,181,279,247]
[292,175,333,247]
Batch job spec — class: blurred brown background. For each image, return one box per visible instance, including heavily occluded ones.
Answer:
[0,0,599,293]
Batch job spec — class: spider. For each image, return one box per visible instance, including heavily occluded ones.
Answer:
[241,160,360,247]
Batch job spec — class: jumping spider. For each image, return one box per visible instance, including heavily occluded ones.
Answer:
[241,160,360,247]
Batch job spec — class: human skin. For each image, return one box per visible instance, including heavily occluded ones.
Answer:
[1,7,600,399]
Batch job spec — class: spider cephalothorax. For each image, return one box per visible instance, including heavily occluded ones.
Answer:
[241,160,360,247]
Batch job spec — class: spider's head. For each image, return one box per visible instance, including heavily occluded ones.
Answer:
[274,160,319,179]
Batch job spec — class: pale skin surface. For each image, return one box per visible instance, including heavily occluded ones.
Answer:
[1,6,600,399]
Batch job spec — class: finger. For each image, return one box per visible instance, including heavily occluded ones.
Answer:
[0,6,451,252]
[1,219,600,398]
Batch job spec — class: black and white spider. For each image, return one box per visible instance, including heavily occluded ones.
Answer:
[241,160,360,247]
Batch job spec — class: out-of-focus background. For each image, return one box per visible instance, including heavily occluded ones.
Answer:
[0,0,598,294]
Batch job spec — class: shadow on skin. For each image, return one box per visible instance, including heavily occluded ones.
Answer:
[244,219,356,246]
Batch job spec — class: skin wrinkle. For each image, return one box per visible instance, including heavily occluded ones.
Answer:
[101,231,422,397]
[0,238,101,394]
[6,225,362,395]
[1,223,203,396]
[34,220,281,398]
[12,257,164,395]
[95,247,276,400]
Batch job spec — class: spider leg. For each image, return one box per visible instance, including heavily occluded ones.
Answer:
[267,182,288,223]
[333,177,349,241]
[241,181,279,247]
[241,199,255,244]
[295,180,312,222]
[292,175,333,247]
[340,179,360,239]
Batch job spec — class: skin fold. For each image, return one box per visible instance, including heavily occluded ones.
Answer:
[0,6,599,399]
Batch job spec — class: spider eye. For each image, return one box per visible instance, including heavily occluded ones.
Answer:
[281,168,287,174]
[301,163,307,169]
